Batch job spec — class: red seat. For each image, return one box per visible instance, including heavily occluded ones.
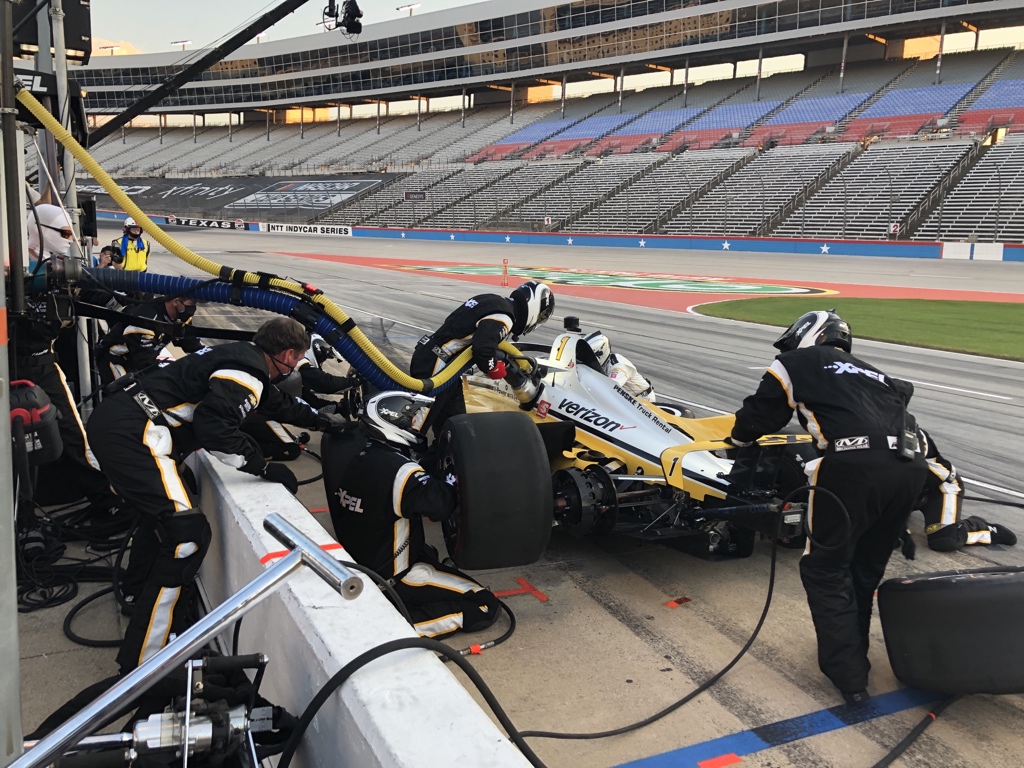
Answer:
[841,114,936,141]
[955,108,1024,136]
[656,128,732,152]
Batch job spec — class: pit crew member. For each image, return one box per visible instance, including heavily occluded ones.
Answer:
[409,280,554,433]
[86,317,349,671]
[328,391,500,638]
[729,310,927,706]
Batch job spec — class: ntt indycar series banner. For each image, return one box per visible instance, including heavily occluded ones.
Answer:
[263,223,352,236]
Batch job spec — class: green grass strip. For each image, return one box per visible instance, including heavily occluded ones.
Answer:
[695,298,1024,361]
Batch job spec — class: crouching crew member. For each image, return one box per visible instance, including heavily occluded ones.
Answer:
[96,294,202,386]
[410,281,554,433]
[87,318,349,672]
[329,392,500,638]
[913,428,1016,552]
[729,310,927,705]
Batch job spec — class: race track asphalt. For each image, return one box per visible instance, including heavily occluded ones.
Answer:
[116,224,1024,768]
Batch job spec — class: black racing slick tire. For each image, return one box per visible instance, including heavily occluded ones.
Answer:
[878,566,1024,695]
[439,412,553,570]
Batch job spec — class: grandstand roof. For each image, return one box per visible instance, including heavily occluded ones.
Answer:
[73,0,1024,114]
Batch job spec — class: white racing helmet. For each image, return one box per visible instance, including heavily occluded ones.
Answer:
[509,280,554,337]
[773,310,852,354]
[361,391,434,452]
[584,331,611,366]
[123,216,142,236]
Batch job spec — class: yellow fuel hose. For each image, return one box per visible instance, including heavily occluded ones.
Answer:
[15,81,527,390]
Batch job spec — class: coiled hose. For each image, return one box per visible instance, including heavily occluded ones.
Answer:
[83,269,470,393]
[15,81,529,391]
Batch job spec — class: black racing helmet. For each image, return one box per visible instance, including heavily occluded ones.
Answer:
[361,391,434,452]
[773,310,852,353]
[509,280,554,337]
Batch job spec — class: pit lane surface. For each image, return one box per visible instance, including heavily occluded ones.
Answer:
[121,225,1024,768]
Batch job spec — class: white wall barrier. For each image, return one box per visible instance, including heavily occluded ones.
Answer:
[196,451,530,768]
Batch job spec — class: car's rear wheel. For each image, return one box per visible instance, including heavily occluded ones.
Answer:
[439,411,553,570]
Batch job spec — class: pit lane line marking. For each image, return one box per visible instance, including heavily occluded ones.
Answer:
[963,477,1024,500]
[657,394,730,415]
[493,577,549,602]
[613,688,942,768]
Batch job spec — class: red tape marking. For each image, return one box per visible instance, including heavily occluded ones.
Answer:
[308,507,328,513]
[493,577,549,602]
[666,596,691,608]
[698,754,743,768]
[260,541,342,565]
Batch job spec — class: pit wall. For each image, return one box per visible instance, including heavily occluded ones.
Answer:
[95,210,1023,261]
[195,450,530,768]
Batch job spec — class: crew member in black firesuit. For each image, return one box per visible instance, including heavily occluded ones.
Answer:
[87,317,350,672]
[409,280,554,434]
[95,294,203,386]
[904,428,1016,553]
[14,203,119,514]
[329,391,501,637]
[728,310,928,705]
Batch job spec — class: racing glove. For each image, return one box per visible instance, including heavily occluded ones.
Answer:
[260,463,299,494]
[315,405,355,432]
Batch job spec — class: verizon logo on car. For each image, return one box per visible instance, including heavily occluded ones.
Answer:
[557,399,623,432]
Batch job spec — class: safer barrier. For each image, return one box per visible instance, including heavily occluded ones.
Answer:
[194,450,531,768]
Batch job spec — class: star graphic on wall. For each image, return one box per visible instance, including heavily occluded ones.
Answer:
[639,239,646,247]
[400,232,406,238]
[722,240,731,250]
[505,235,511,243]
[450,234,456,240]
[820,243,830,254]
[567,237,574,245]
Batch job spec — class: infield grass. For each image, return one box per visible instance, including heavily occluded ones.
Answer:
[695,298,1024,361]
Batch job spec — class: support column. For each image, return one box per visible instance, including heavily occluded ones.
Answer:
[228,111,233,142]
[839,33,849,94]
[560,73,566,118]
[159,114,163,144]
[416,94,421,131]
[194,112,198,142]
[461,87,466,128]
[376,100,381,134]
[618,66,625,113]
[509,82,515,125]
[755,46,763,101]
[732,61,737,80]
[683,57,689,107]
[266,110,271,141]
[337,102,341,136]
[299,106,304,139]
[935,20,946,85]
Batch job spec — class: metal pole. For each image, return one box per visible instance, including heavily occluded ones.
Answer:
[885,167,894,239]
[560,74,566,118]
[461,87,466,128]
[683,57,689,107]
[0,5,25,757]
[11,515,361,768]
[337,102,341,137]
[935,21,945,85]
[299,106,304,139]
[159,114,163,144]
[618,66,625,113]
[266,109,270,141]
[509,82,515,125]
[995,163,1002,241]
[194,112,198,143]
[755,46,763,101]
[376,100,381,135]
[416,94,421,131]
[842,175,847,239]
[839,34,849,94]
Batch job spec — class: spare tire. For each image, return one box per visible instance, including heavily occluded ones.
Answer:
[439,411,553,570]
[878,566,1024,695]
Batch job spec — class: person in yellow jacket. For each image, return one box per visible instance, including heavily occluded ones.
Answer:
[110,216,150,271]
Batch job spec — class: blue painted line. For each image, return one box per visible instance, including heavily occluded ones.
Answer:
[614,688,942,768]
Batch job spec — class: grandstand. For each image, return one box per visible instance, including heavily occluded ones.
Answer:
[55,0,1024,243]
[660,143,855,236]
[914,135,1024,242]
[774,141,977,240]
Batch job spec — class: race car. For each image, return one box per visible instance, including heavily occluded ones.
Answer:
[430,316,817,570]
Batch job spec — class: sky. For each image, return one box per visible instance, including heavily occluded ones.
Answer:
[90,0,477,56]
